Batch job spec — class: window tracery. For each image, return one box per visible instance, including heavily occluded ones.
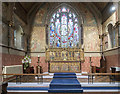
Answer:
[49,7,81,48]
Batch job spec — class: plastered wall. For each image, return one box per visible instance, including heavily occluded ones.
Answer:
[102,9,119,72]
[2,2,119,73]
[29,3,101,73]
[1,3,27,68]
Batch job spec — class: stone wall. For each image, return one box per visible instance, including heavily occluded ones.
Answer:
[29,3,102,73]
[104,48,120,73]
[29,3,48,72]
[30,27,46,52]
[105,54,119,73]
[2,53,24,66]
[1,3,27,71]
[30,56,48,73]
[2,2,119,73]
[102,6,120,73]
[81,56,101,73]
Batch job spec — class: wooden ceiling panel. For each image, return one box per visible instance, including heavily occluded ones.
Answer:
[19,2,36,13]
[93,2,108,12]
[18,2,109,14]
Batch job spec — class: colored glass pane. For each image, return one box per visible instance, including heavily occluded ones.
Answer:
[62,8,67,12]
[49,7,80,48]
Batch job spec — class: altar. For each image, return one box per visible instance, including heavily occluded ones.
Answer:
[46,48,84,72]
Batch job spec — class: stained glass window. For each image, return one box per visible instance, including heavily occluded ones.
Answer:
[14,30,16,47]
[49,7,81,48]
[113,30,116,47]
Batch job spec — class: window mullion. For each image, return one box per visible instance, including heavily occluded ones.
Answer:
[66,12,68,48]
[73,14,75,47]
[49,7,80,48]
[54,14,56,48]
[60,11,62,48]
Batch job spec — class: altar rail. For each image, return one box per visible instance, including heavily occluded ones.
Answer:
[1,73,49,84]
[45,48,84,61]
[82,73,120,84]
[1,74,49,76]
[1,73,120,84]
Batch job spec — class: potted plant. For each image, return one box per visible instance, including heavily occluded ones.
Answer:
[22,55,31,73]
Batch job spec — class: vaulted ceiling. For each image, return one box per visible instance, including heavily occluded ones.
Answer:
[18,2,39,13]
[19,2,109,14]
[92,2,108,12]
[19,2,37,13]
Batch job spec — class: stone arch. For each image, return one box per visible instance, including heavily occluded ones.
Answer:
[29,3,101,52]
[45,3,84,25]
[106,21,114,49]
[14,25,24,49]
[45,3,84,47]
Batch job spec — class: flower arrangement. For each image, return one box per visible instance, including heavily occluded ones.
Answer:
[22,55,31,70]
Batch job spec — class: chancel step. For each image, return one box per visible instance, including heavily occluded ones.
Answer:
[48,73,83,93]
[53,75,77,78]
[48,88,83,93]
[54,72,76,75]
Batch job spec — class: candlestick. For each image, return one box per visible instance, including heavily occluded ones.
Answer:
[90,55,91,62]
[37,55,40,74]
[89,55,92,73]
[37,56,40,64]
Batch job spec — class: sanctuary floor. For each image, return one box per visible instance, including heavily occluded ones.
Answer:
[6,73,117,83]
[7,82,120,93]
[4,73,119,94]
[2,73,120,94]
[7,92,120,94]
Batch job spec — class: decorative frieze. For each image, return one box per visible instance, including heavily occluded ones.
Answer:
[46,48,84,62]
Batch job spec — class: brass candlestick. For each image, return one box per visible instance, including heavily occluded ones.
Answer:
[37,55,40,74]
[89,56,92,73]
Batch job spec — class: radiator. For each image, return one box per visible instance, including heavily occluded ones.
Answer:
[2,65,23,78]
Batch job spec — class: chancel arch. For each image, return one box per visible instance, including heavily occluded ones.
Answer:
[46,4,84,48]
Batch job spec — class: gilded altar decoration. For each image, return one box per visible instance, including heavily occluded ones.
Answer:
[61,50,67,60]
[50,62,80,72]
[46,48,84,62]
[46,48,84,72]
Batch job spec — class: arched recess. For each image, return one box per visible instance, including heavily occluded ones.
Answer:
[106,22,114,49]
[14,25,25,49]
[45,3,84,48]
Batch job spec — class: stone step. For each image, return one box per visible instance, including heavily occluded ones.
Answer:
[48,88,83,93]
